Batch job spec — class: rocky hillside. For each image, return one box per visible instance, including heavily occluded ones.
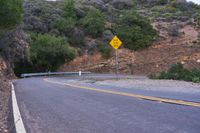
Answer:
[60,0,200,75]
[61,20,200,74]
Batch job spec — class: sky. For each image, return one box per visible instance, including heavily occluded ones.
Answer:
[187,0,200,5]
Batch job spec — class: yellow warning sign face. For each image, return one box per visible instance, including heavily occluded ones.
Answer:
[110,36,122,50]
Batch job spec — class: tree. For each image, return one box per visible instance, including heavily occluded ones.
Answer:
[56,18,76,35]
[30,34,76,72]
[0,0,23,30]
[63,0,76,19]
[81,7,105,37]
[115,10,157,50]
[56,0,77,36]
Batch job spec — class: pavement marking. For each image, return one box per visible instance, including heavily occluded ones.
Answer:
[44,79,200,107]
[11,83,27,133]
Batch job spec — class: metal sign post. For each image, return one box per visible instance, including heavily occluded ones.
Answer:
[110,36,122,80]
[115,49,119,80]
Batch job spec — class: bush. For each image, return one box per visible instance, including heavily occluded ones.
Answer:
[151,1,200,20]
[69,28,85,47]
[55,0,77,36]
[168,26,179,36]
[192,77,200,83]
[115,10,158,51]
[14,60,35,77]
[56,18,76,35]
[172,1,196,12]
[62,0,76,19]
[30,34,76,72]
[0,0,23,30]
[195,13,200,27]
[81,7,105,37]
[97,44,112,59]
[24,0,63,34]
[152,63,200,83]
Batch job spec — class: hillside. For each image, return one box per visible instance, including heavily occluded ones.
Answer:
[1,0,200,76]
[0,0,199,75]
[3,0,196,76]
[59,0,200,75]
[61,21,200,74]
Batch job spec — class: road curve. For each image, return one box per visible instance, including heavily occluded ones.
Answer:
[13,75,200,133]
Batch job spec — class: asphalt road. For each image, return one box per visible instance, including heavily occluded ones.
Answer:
[13,75,200,133]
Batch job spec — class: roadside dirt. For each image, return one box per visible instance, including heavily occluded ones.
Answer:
[0,57,13,133]
[0,77,10,133]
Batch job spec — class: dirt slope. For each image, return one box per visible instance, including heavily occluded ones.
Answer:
[0,57,13,133]
[60,22,200,75]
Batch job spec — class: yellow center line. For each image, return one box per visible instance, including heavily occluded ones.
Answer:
[44,78,200,107]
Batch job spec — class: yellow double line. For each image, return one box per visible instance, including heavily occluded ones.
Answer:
[44,78,200,107]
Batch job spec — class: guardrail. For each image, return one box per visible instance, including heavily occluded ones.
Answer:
[21,71,91,78]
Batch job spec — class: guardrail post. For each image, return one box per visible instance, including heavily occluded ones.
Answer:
[79,71,82,77]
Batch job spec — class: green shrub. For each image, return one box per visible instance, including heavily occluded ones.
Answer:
[160,63,192,81]
[30,34,76,72]
[192,77,200,83]
[165,5,177,13]
[14,60,35,77]
[171,1,197,12]
[163,13,174,19]
[55,0,77,36]
[56,18,76,35]
[151,1,200,19]
[115,10,158,51]
[81,7,105,37]
[153,63,200,83]
[69,28,85,47]
[98,44,112,59]
[191,69,200,78]
[196,13,200,27]
[0,0,23,30]
[62,0,76,19]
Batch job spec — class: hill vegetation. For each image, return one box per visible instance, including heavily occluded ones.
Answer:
[13,0,159,74]
[0,0,23,31]
[151,63,200,83]
[115,10,158,50]
[146,0,200,18]
[1,0,200,77]
[0,0,23,132]
[14,34,76,75]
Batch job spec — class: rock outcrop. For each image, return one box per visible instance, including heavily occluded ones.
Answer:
[0,27,29,69]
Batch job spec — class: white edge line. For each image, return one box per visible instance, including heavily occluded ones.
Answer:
[11,83,27,133]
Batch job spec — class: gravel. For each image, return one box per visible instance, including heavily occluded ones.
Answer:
[96,78,200,94]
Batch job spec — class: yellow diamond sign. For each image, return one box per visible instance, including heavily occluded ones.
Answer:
[110,36,122,50]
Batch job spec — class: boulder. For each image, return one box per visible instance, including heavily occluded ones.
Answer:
[85,38,98,55]
[0,27,29,68]
[102,30,114,43]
